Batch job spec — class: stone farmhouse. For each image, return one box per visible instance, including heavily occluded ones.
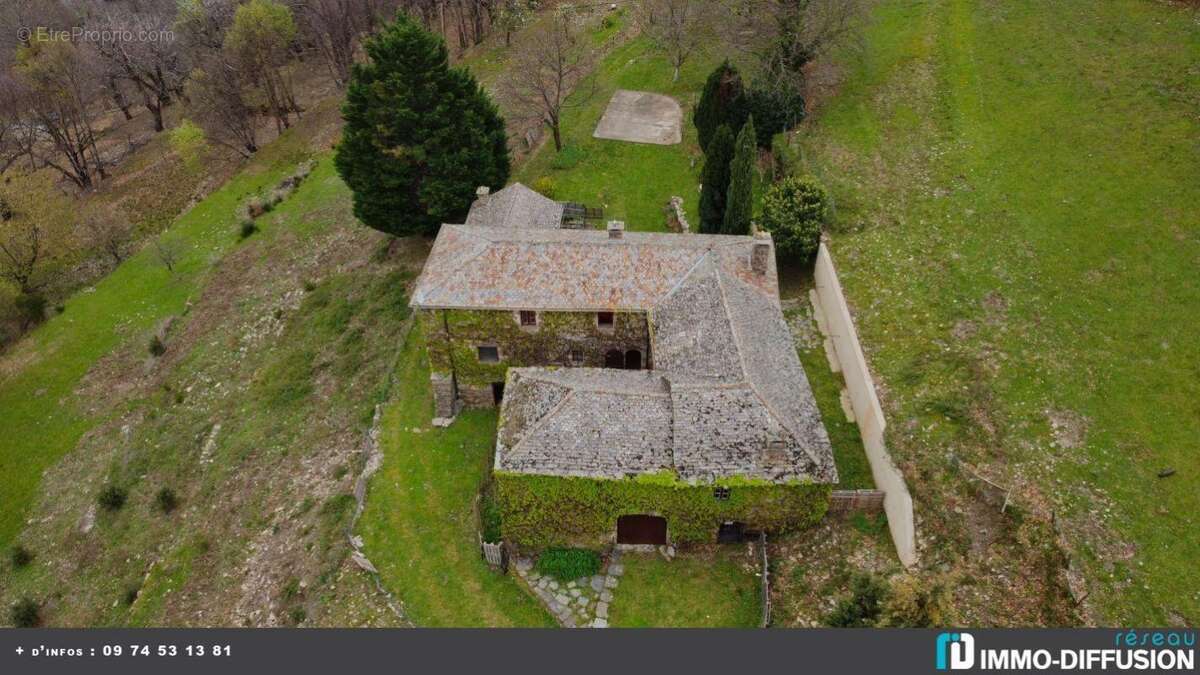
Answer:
[410,184,837,549]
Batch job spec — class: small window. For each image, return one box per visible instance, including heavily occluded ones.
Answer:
[477,345,499,363]
[569,348,584,364]
[519,310,537,327]
[714,486,731,501]
[597,311,614,328]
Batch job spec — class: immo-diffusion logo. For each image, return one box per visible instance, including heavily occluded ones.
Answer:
[935,631,1195,671]
[936,632,975,670]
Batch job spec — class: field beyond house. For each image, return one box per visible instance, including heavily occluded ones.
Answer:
[793,0,1199,625]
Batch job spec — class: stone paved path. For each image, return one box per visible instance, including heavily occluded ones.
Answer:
[515,551,625,628]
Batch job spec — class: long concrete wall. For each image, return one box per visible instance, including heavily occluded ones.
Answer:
[811,243,917,567]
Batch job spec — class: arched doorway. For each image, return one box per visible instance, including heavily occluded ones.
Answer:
[616,515,667,545]
[604,349,624,369]
[624,349,642,370]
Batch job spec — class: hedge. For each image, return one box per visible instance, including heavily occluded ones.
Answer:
[495,471,830,550]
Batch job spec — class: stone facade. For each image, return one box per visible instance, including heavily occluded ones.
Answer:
[419,307,652,413]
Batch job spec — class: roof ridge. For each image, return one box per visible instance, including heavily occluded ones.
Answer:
[716,269,828,470]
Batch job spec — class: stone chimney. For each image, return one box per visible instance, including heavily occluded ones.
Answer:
[607,220,625,240]
[751,230,772,275]
[476,185,491,198]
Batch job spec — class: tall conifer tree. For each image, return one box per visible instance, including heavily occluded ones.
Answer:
[335,14,509,236]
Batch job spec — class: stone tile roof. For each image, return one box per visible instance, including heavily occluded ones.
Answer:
[414,187,835,484]
[464,183,564,229]
[411,225,765,311]
[495,369,674,478]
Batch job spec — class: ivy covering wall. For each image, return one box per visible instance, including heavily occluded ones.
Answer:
[495,471,831,550]
[418,308,650,386]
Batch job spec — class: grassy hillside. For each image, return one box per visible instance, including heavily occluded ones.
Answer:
[792,0,1199,624]
[0,146,416,625]
[0,127,319,552]
[357,328,555,627]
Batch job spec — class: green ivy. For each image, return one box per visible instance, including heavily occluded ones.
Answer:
[496,472,829,550]
[419,308,648,385]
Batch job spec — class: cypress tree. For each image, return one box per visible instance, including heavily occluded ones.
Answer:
[335,13,510,236]
[723,116,757,236]
[698,124,735,233]
[694,60,747,153]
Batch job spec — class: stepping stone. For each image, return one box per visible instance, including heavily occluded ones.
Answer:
[596,602,608,619]
[608,563,624,577]
[575,596,588,607]
[569,588,581,598]
[592,618,608,629]
[567,581,576,589]
[590,576,605,592]
[600,590,613,603]
[555,593,571,605]
[604,576,619,589]
[548,580,559,591]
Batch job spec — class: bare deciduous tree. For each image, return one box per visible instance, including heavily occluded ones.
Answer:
[716,0,865,94]
[636,0,712,82]
[79,207,131,267]
[185,57,260,158]
[500,9,596,152]
[10,40,108,189]
[152,237,181,274]
[91,1,188,133]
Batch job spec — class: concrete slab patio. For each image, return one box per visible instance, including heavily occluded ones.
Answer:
[592,89,682,145]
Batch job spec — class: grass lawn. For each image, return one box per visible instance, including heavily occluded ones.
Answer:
[794,0,1200,624]
[356,326,555,627]
[608,548,761,628]
[514,36,721,232]
[0,126,318,552]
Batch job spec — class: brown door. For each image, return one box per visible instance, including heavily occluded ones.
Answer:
[616,515,667,545]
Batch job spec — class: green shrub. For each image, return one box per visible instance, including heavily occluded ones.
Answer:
[825,572,888,627]
[532,176,556,199]
[289,607,306,625]
[169,120,208,173]
[878,574,950,627]
[535,548,601,581]
[122,586,140,606]
[98,485,128,512]
[10,545,32,569]
[14,292,46,329]
[239,218,258,239]
[760,175,828,262]
[479,485,502,542]
[10,598,39,627]
[156,487,179,514]
[550,146,586,171]
[148,334,166,357]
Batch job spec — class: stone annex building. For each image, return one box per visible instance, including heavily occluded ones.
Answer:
[411,184,838,549]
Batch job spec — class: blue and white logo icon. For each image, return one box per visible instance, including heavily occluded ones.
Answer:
[936,632,976,670]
